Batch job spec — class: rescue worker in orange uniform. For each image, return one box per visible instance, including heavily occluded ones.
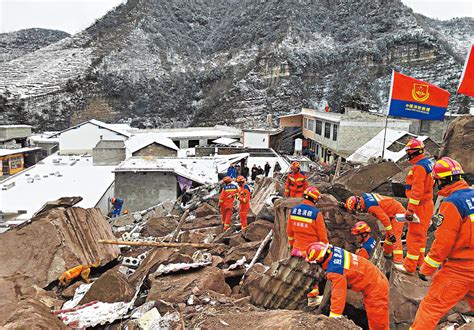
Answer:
[218,176,238,231]
[59,260,101,286]
[287,186,328,306]
[395,138,434,274]
[411,157,474,330]
[284,162,308,197]
[236,175,251,231]
[306,242,389,330]
[351,221,377,260]
[345,193,405,263]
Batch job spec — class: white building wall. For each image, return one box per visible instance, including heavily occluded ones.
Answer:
[59,123,128,155]
[243,132,270,148]
[95,182,115,215]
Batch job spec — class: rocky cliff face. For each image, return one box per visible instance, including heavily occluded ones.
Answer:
[0,0,472,130]
[0,28,70,63]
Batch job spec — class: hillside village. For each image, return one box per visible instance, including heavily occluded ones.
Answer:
[0,105,472,328]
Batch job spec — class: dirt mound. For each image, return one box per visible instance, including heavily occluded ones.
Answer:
[195,309,360,329]
[440,115,474,175]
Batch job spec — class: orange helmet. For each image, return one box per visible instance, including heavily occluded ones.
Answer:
[236,175,246,183]
[123,209,129,215]
[306,242,330,264]
[304,186,321,203]
[405,138,425,159]
[432,157,464,180]
[345,196,362,212]
[291,161,300,170]
[111,197,116,204]
[222,176,232,184]
[351,221,371,235]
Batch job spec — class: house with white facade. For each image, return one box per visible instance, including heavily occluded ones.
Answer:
[52,119,131,155]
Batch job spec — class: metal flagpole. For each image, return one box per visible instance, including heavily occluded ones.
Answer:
[382,70,395,160]
[381,115,389,160]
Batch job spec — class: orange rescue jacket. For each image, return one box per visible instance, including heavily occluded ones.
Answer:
[287,200,328,251]
[405,155,434,211]
[323,246,388,317]
[238,184,251,210]
[285,170,308,197]
[360,193,406,235]
[219,183,238,209]
[421,180,474,275]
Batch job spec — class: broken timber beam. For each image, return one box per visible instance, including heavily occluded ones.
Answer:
[170,209,190,242]
[98,239,221,249]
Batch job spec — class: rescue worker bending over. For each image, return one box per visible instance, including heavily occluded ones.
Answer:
[236,176,251,232]
[59,260,101,286]
[287,186,328,306]
[396,138,434,274]
[110,197,124,218]
[306,242,389,330]
[411,157,474,330]
[345,193,405,263]
[218,176,238,231]
[285,161,308,197]
[351,221,377,260]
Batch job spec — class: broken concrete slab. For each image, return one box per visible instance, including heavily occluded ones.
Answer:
[240,263,267,297]
[250,177,282,218]
[180,226,221,244]
[143,216,178,237]
[1,298,67,329]
[146,266,231,307]
[79,268,136,305]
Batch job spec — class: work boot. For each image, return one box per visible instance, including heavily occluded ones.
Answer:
[394,263,416,276]
[307,295,323,307]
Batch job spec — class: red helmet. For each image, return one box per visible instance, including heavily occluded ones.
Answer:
[351,221,371,235]
[405,138,425,155]
[345,196,362,212]
[306,242,330,264]
[111,197,116,204]
[304,186,321,202]
[222,176,232,184]
[291,161,300,170]
[432,157,464,180]
[236,175,246,183]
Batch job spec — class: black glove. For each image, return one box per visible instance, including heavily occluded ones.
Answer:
[388,234,397,243]
[418,273,428,282]
[405,210,414,222]
[338,202,346,209]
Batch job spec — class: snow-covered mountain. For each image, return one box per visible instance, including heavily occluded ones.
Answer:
[0,0,472,130]
[0,28,70,63]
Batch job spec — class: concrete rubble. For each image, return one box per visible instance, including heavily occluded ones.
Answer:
[1,143,473,329]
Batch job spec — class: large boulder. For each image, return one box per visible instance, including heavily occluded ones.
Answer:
[143,216,178,237]
[79,268,136,304]
[334,162,402,195]
[182,214,222,230]
[439,115,474,179]
[146,266,231,305]
[1,299,67,329]
[0,206,119,318]
[243,220,273,242]
[195,203,218,218]
[222,241,262,265]
[240,263,267,296]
